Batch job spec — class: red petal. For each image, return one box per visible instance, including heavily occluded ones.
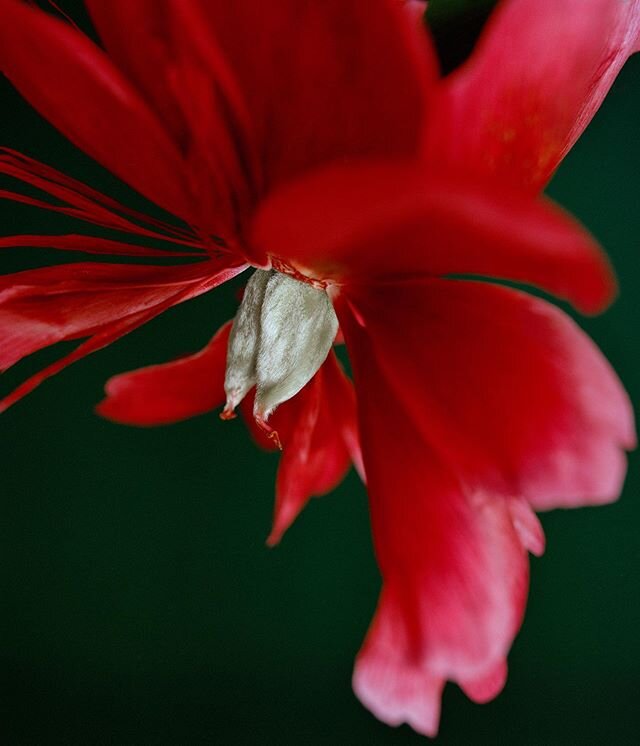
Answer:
[97,322,231,426]
[0,259,246,410]
[252,162,616,314]
[173,0,437,194]
[268,352,360,546]
[340,306,528,733]
[423,0,640,190]
[339,279,634,512]
[240,352,361,545]
[0,234,202,258]
[0,0,191,218]
[85,0,189,146]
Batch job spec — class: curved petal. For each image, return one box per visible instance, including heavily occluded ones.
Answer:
[251,162,616,314]
[0,0,192,218]
[0,258,246,411]
[423,0,640,191]
[172,0,438,196]
[85,0,189,146]
[339,302,529,735]
[338,278,635,512]
[97,322,232,426]
[241,351,361,545]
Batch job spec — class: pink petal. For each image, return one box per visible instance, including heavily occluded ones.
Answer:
[251,162,616,314]
[339,278,634,512]
[0,0,191,218]
[423,0,640,190]
[339,302,529,733]
[97,322,232,426]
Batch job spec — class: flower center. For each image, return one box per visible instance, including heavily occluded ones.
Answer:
[222,269,338,436]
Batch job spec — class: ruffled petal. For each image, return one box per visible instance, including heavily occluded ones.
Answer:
[0,0,191,218]
[423,0,640,190]
[0,258,246,411]
[339,278,634,512]
[241,351,361,545]
[339,303,529,735]
[251,162,616,313]
[97,322,232,426]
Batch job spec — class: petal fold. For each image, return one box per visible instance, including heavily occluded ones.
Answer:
[252,162,616,313]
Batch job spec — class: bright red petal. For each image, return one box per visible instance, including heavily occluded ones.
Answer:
[423,0,640,190]
[0,259,246,410]
[268,352,360,546]
[97,322,232,426]
[240,352,361,545]
[339,279,635,512]
[251,162,616,314]
[340,305,529,735]
[0,0,191,218]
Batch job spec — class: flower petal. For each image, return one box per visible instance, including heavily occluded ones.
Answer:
[252,162,616,314]
[0,258,246,410]
[339,278,634,512]
[85,0,189,146]
[174,0,437,194]
[339,303,528,735]
[268,352,360,546]
[423,0,640,190]
[240,352,361,545]
[97,322,232,426]
[0,0,191,218]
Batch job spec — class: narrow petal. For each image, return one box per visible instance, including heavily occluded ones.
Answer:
[240,352,359,545]
[0,259,246,410]
[423,0,640,190]
[0,0,191,218]
[339,304,528,734]
[98,322,231,426]
[268,352,359,546]
[251,162,616,314]
[339,279,634,512]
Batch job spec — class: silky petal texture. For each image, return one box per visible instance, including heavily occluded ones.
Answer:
[251,162,616,313]
[0,259,246,411]
[339,302,529,735]
[98,322,232,426]
[168,0,438,196]
[0,0,192,218]
[423,0,640,191]
[339,279,635,512]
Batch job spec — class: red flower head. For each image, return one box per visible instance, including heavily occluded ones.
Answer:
[0,0,638,736]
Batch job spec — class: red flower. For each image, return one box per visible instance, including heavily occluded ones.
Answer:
[0,0,637,736]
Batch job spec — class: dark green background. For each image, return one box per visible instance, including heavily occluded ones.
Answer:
[1,4,639,744]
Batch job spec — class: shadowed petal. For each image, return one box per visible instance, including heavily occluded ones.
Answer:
[0,0,192,218]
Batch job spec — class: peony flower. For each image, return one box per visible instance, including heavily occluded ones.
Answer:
[0,0,638,736]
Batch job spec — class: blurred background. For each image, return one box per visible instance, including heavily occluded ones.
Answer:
[1,2,639,744]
